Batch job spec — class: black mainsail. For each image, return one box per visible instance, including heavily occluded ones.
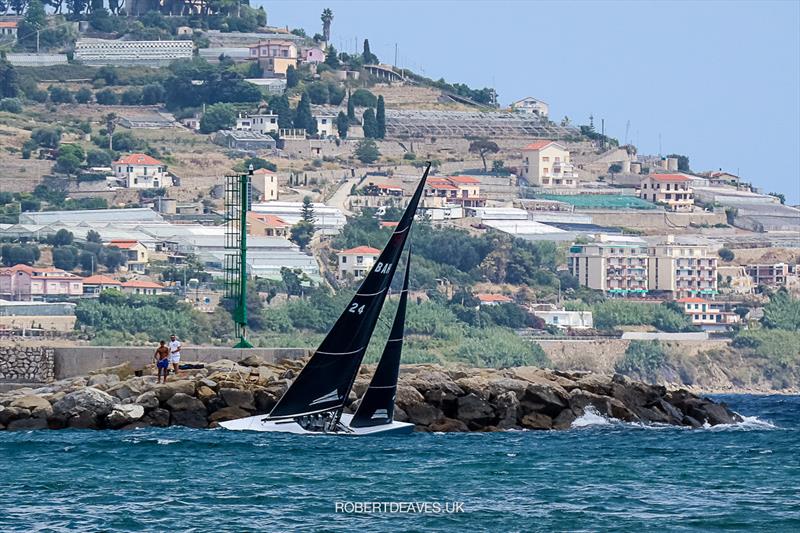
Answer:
[267,165,430,420]
[350,251,411,428]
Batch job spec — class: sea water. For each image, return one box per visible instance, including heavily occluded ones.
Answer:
[0,395,798,532]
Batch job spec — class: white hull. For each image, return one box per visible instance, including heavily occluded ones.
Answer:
[219,413,414,436]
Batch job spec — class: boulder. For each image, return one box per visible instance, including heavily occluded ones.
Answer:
[511,367,577,389]
[219,388,255,411]
[456,393,495,429]
[393,406,408,423]
[154,380,195,403]
[208,406,251,422]
[11,395,53,418]
[688,400,742,426]
[428,418,468,432]
[404,403,443,427]
[254,389,278,413]
[569,390,613,417]
[142,408,170,427]
[166,393,205,413]
[494,391,520,429]
[53,388,115,418]
[394,385,425,411]
[8,418,48,430]
[105,377,154,401]
[199,378,219,391]
[521,383,568,417]
[196,386,216,402]
[106,404,145,428]
[552,409,577,430]
[575,374,613,396]
[521,412,553,430]
[89,362,134,381]
[68,411,101,429]
[135,391,159,410]
[0,407,30,426]
[87,374,121,390]
[170,409,207,429]
[239,354,267,367]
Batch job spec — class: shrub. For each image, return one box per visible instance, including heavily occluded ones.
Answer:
[350,88,377,107]
[95,89,119,105]
[75,87,93,104]
[0,98,23,113]
[615,340,667,381]
[48,86,74,104]
[718,248,735,261]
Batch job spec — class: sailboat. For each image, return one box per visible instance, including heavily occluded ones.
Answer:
[220,166,429,435]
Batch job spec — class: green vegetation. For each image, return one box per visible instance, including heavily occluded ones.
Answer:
[718,248,735,262]
[349,88,377,108]
[762,291,800,331]
[468,138,500,172]
[199,103,236,133]
[615,340,667,382]
[537,194,656,210]
[354,138,380,163]
[591,300,693,332]
[666,153,691,172]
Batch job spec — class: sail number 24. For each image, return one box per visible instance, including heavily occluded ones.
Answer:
[348,303,366,314]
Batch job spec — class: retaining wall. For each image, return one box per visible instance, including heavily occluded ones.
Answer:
[0,346,55,382]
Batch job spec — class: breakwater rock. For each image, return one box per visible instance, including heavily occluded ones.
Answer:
[0,356,742,432]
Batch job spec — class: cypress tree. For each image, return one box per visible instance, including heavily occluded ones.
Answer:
[346,90,355,122]
[362,39,377,64]
[362,108,377,138]
[336,111,349,139]
[376,95,386,139]
[294,93,317,135]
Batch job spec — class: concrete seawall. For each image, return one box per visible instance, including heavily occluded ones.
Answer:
[0,346,309,384]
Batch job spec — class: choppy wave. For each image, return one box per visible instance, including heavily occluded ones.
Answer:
[570,407,778,431]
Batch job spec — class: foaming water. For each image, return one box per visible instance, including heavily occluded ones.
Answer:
[0,395,798,531]
[571,406,612,427]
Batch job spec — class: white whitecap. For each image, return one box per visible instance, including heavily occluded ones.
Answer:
[707,414,777,431]
[157,439,178,445]
[571,406,612,428]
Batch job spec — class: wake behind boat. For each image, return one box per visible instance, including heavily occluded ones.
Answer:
[220,164,430,435]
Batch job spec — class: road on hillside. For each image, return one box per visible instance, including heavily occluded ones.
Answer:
[326,175,360,216]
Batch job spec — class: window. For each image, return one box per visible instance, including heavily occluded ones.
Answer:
[543,167,549,174]
[542,156,550,162]
[356,256,364,264]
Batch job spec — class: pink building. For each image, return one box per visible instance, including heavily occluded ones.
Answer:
[303,47,325,63]
[0,264,83,301]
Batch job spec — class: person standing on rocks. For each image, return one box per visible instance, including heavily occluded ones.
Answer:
[168,334,182,377]
[154,341,170,384]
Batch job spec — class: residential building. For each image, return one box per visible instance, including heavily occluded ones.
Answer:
[677,297,740,331]
[120,280,166,296]
[0,265,83,301]
[212,129,277,151]
[510,97,549,117]
[424,176,486,208]
[315,114,337,137]
[247,39,298,76]
[246,213,290,238]
[520,141,578,188]
[475,293,514,306]
[108,240,149,273]
[703,171,741,188]
[638,174,694,212]
[74,39,193,66]
[718,265,755,294]
[568,235,649,295]
[113,153,171,189]
[251,168,279,201]
[303,47,325,63]
[337,246,380,279]
[647,235,718,298]
[745,263,797,287]
[533,309,594,329]
[362,182,404,197]
[0,21,18,41]
[235,113,280,135]
[82,275,122,295]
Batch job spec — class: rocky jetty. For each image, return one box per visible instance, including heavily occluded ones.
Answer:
[0,355,742,432]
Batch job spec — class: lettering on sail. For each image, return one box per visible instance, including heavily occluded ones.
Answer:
[373,262,392,274]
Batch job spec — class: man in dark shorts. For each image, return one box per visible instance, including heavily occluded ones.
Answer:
[154,340,170,383]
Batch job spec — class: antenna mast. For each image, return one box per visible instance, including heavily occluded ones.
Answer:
[225,167,254,348]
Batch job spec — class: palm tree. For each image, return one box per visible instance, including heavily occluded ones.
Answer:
[321,8,333,42]
[105,112,117,151]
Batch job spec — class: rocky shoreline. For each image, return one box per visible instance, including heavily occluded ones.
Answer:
[0,355,742,432]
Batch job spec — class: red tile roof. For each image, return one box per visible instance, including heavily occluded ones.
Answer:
[523,140,556,151]
[447,176,481,184]
[475,293,513,303]
[379,221,399,228]
[648,174,691,183]
[0,22,17,28]
[248,213,289,228]
[376,183,403,190]
[114,153,164,166]
[82,275,121,285]
[121,280,164,289]
[0,265,79,279]
[252,168,275,175]
[677,297,708,303]
[428,182,458,190]
[108,240,141,249]
[340,246,381,255]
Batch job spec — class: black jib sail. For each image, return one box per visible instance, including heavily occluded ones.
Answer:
[267,164,430,419]
[350,251,411,428]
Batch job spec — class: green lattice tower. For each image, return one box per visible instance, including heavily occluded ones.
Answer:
[224,168,253,348]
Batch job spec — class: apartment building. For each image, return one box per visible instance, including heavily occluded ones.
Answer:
[235,113,280,135]
[648,235,718,298]
[520,141,577,188]
[677,297,740,331]
[423,176,486,208]
[0,265,83,301]
[510,97,549,117]
[745,263,796,287]
[247,39,298,76]
[568,235,649,295]
[639,174,694,212]
[108,240,149,273]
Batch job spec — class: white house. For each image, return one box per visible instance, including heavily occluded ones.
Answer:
[510,97,549,117]
[251,168,279,201]
[315,113,337,137]
[235,113,280,135]
[520,140,577,187]
[0,21,17,42]
[113,153,171,189]
[533,309,594,329]
[337,246,380,279]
